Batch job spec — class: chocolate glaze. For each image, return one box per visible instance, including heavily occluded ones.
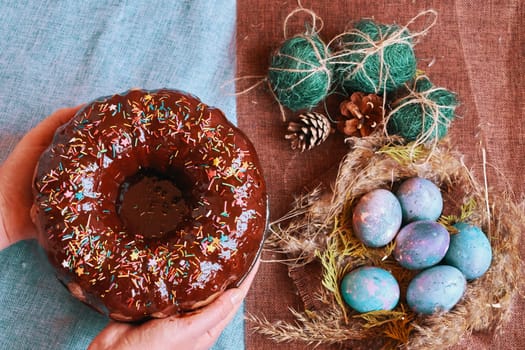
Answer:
[116,168,192,239]
[31,89,267,321]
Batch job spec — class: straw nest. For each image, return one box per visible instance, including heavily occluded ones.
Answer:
[249,136,524,349]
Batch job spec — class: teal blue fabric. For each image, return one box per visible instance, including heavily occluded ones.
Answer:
[0,1,242,349]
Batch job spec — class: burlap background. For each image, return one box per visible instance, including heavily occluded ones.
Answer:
[236,1,524,349]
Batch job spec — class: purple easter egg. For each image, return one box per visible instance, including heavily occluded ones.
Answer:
[396,177,443,223]
[394,220,450,270]
[352,189,402,247]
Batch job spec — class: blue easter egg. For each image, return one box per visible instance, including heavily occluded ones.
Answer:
[341,266,400,313]
[407,265,466,314]
[352,189,402,247]
[394,220,450,270]
[396,177,443,222]
[443,222,492,280]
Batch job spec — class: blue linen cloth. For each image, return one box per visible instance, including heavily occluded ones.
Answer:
[0,1,242,349]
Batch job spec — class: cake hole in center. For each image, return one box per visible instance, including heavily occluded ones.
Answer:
[116,168,194,239]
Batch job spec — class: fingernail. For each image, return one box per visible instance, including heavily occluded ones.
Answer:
[230,289,243,304]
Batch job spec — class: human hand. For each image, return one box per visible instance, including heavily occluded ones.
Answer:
[0,106,81,250]
[89,259,260,350]
[0,106,261,350]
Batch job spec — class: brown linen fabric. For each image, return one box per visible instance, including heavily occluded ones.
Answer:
[236,0,524,349]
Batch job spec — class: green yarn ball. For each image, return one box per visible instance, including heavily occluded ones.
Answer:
[387,77,458,142]
[334,19,416,94]
[268,34,331,111]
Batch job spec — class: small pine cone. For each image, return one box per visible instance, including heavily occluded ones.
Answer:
[285,112,332,152]
[337,92,384,137]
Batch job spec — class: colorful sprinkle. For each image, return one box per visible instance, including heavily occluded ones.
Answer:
[33,89,266,320]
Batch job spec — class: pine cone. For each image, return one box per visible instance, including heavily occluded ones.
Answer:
[337,92,384,137]
[285,112,332,152]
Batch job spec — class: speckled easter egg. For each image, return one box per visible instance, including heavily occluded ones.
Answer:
[352,189,402,247]
[340,266,400,313]
[443,222,492,280]
[396,177,443,222]
[394,220,450,270]
[406,265,466,314]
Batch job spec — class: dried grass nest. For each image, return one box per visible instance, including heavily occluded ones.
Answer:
[249,136,524,349]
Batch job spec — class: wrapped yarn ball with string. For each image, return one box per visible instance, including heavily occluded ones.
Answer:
[387,76,458,143]
[333,19,416,94]
[268,34,331,111]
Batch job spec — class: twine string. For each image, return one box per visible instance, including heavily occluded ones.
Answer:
[229,8,438,124]
[231,5,330,122]
[328,9,437,58]
[384,75,455,154]
[268,34,331,90]
[220,75,267,96]
[327,9,438,94]
[268,33,332,121]
[283,4,324,39]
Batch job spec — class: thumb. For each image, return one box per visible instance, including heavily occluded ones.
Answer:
[89,260,260,350]
[0,105,84,247]
[1,105,83,187]
[193,258,261,342]
[88,322,133,350]
[132,289,243,350]
[23,106,83,145]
